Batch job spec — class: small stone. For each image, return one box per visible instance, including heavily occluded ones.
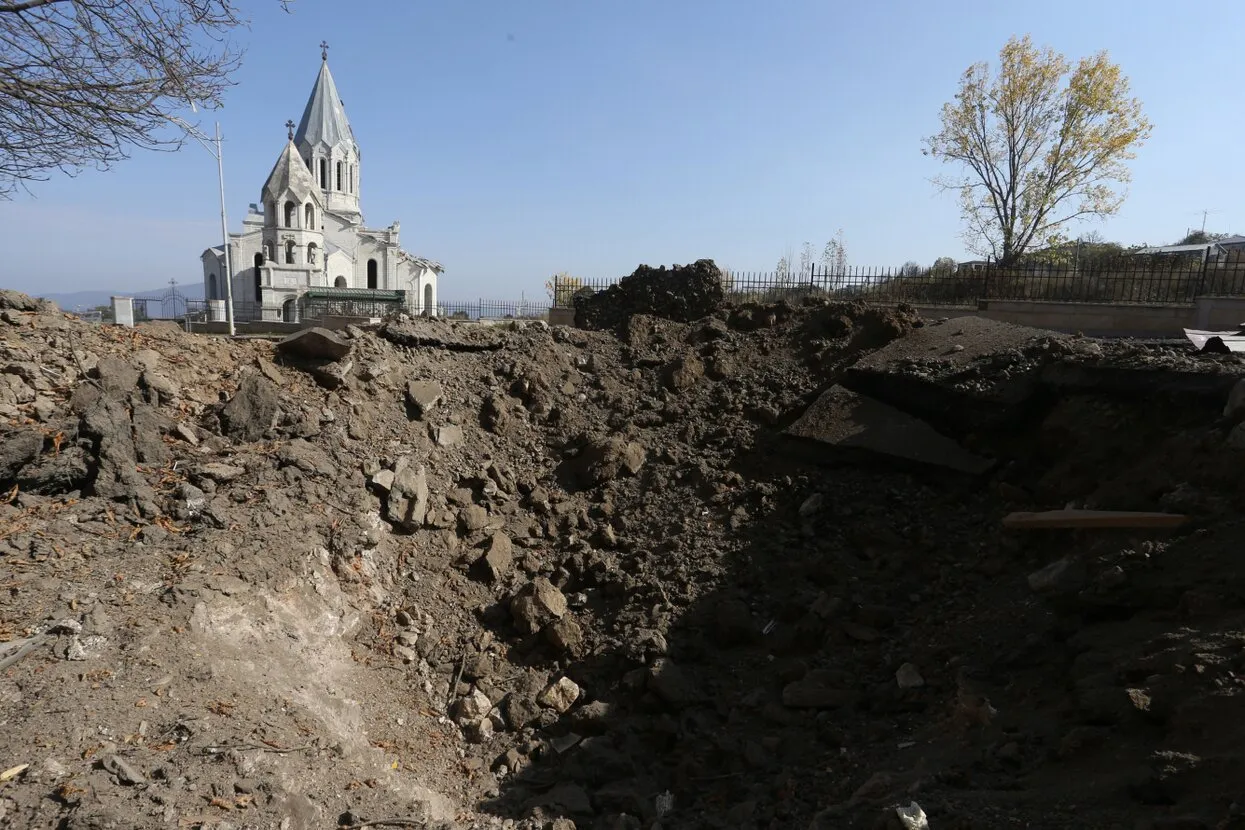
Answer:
[453,689,493,724]
[459,504,490,534]
[174,423,199,445]
[197,463,245,483]
[371,469,395,492]
[478,532,513,582]
[798,493,824,517]
[543,616,585,656]
[393,645,417,663]
[510,577,568,633]
[537,677,581,713]
[463,717,493,744]
[895,663,925,689]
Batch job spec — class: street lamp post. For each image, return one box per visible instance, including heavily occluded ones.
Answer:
[213,122,236,337]
[170,115,236,336]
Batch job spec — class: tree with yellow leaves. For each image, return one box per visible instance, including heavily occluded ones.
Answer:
[924,35,1151,265]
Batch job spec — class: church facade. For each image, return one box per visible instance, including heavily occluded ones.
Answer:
[200,47,442,320]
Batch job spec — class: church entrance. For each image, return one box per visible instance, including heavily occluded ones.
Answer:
[282,298,297,323]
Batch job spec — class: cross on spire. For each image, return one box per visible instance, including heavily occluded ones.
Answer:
[285,119,295,140]
[320,40,329,61]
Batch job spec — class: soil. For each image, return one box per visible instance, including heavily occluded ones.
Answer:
[1,290,1245,830]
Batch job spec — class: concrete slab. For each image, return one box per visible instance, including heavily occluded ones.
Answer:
[786,385,994,475]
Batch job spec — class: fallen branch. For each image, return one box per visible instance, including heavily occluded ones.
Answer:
[340,821,427,829]
[191,742,314,757]
[0,634,50,673]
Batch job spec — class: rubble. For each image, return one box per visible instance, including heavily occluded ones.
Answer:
[0,288,1243,829]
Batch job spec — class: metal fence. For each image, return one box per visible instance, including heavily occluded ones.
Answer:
[555,256,1245,308]
[438,299,549,320]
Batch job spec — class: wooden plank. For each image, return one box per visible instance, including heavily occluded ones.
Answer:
[1002,509,1188,530]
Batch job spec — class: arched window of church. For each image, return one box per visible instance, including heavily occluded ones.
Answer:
[307,243,318,265]
[336,161,343,191]
[207,273,216,299]
[304,203,314,229]
[284,200,296,228]
[334,276,347,288]
[266,201,276,227]
[254,252,264,269]
[262,243,273,262]
[285,239,296,264]
[319,159,327,187]
[255,269,262,301]
[367,259,378,289]
[348,165,354,193]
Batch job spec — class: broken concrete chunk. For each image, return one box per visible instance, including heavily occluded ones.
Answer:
[895,663,925,689]
[101,754,145,785]
[276,327,352,361]
[406,380,443,419]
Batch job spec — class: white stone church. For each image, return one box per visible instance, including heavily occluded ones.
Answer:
[200,46,442,320]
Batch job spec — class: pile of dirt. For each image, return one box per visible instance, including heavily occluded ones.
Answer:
[573,259,727,331]
[2,291,1245,830]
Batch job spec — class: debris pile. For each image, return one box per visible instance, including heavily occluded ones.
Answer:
[573,258,727,331]
[0,289,1244,829]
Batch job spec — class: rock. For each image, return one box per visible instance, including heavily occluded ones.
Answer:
[434,423,464,447]
[221,374,280,442]
[782,670,857,709]
[371,469,395,492]
[895,663,925,689]
[0,289,56,313]
[537,677,581,713]
[310,358,353,389]
[568,436,647,488]
[0,374,35,405]
[196,463,246,483]
[0,428,42,481]
[141,370,180,401]
[511,577,568,633]
[101,755,145,785]
[459,504,490,534]
[504,694,542,731]
[664,355,704,392]
[384,457,428,531]
[91,356,139,396]
[647,658,699,708]
[174,423,199,445]
[276,440,335,476]
[478,532,514,582]
[463,717,494,744]
[1227,421,1245,451]
[453,689,494,724]
[543,616,585,656]
[1028,556,1085,594]
[393,645,417,663]
[406,380,443,419]
[276,327,352,361]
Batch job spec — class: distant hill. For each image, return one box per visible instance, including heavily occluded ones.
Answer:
[39,284,205,313]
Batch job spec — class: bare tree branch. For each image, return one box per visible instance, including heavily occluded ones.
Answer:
[0,0,292,197]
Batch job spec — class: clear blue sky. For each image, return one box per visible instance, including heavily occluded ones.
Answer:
[1,0,1242,299]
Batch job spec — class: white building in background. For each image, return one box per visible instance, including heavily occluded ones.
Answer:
[200,45,443,320]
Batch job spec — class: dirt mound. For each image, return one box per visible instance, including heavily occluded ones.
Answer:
[573,259,727,331]
[3,291,1245,829]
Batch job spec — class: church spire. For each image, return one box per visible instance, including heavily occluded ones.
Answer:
[293,51,354,150]
[293,45,361,221]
